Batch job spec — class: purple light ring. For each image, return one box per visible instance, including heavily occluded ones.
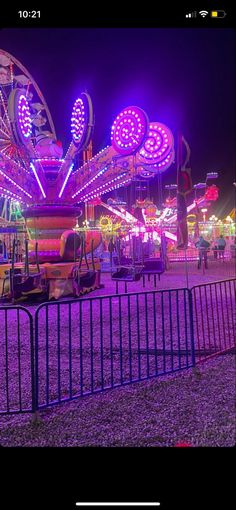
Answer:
[138,149,175,175]
[71,92,94,150]
[8,89,32,145]
[147,150,175,174]
[139,169,154,178]
[111,106,149,155]
[138,147,173,173]
[138,121,174,165]
[158,149,175,173]
[140,130,171,162]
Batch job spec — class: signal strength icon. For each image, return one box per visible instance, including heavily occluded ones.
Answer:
[199,10,208,17]
[185,11,197,18]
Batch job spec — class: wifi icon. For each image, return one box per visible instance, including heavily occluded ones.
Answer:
[199,10,208,17]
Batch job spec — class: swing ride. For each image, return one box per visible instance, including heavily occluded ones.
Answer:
[0,48,221,300]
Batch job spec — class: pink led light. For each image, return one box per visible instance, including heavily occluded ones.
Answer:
[111,106,148,155]
[0,185,23,202]
[58,164,74,198]
[70,92,93,150]
[0,168,32,198]
[17,94,32,139]
[78,172,130,202]
[30,163,46,198]
[138,122,174,167]
[71,97,85,143]
[72,166,108,199]
[137,148,175,178]
[156,149,175,172]
[139,169,153,178]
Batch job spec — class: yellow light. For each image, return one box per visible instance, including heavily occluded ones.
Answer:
[211,11,218,17]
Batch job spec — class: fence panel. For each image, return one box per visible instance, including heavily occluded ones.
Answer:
[1,279,235,414]
[0,305,35,414]
[34,288,195,409]
[191,278,236,361]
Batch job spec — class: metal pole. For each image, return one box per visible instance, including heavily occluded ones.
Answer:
[177,131,190,289]
[184,248,189,288]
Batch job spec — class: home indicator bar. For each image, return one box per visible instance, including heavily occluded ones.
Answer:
[76,504,161,507]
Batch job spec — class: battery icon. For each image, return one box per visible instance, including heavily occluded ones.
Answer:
[211,10,227,18]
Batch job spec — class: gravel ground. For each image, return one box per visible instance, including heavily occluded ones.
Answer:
[0,353,235,447]
[1,279,235,412]
[0,260,235,446]
[92,259,236,296]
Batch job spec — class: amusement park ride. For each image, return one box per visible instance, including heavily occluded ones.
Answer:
[0,48,220,300]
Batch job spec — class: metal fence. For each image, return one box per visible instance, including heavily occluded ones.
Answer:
[34,288,195,409]
[0,279,235,414]
[192,278,236,361]
[0,305,35,414]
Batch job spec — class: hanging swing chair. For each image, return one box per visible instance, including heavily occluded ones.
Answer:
[112,265,143,294]
[72,237,97,294]
[111,237,143,294]
[9,239,47,302]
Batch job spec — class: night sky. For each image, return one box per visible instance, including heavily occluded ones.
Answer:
[0,28,235,215]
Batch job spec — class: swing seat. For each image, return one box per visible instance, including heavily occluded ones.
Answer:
[22,287,43,296]
[134,271,142,282]
[72,236,97,293]
[1,268,22,297]
[112,266,142,282]
[14,273,42,296]
[141,259,165,275]
[80,270,97,288]
[120,255,133,265]
[73,269,97,288]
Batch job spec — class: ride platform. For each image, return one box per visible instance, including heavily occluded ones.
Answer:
[0,259,101,300]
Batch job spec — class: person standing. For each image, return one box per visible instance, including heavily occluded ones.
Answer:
[195,236,210,269]
[161,232,169,269]
[213,242,218,259]
[217,235,226,259]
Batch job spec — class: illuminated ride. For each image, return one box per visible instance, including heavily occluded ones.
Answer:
[0,49,175,299]
[97,177,220,267]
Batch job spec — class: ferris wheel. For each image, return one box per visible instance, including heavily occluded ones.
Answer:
[0,49,57,173]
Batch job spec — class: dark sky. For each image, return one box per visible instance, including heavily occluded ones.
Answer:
[0,28,235,215]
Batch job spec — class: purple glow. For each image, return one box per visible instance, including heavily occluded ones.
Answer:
[72,166,108,199]
[139,169,153,178]
[139,150,175,178]
[137,149,175,178]
[71,97,85,143]
[138,122,174,166]
[30,163,46,199]
[0,167,32,198]
[157,149,175,173]
[17,94,32,139]
[70,92,93,150]
[58,164,74,198]
[0,185,23,202]
[111,106,149,155]
[78,172,131,202]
